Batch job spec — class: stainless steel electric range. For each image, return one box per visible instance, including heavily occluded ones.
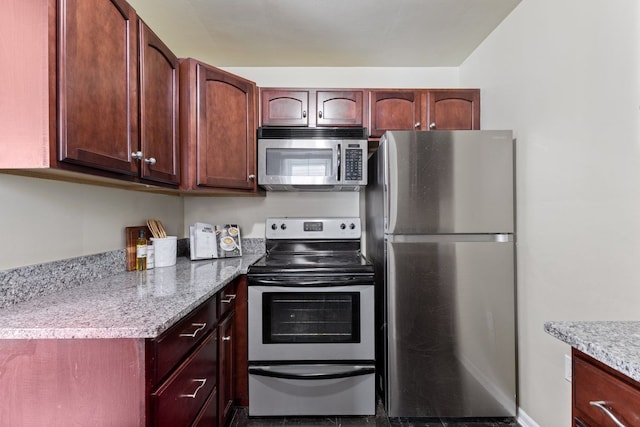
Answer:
[247,217,375,417]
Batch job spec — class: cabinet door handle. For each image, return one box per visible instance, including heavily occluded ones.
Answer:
[131,151,143,160]
[302,110,307,118]
[318,110,323,118]
[222,336,231,341]
[144,157,156,165]
[180,378,207,398]
[414,122,421,128]
[221,294,236,304]
[589,401,627,427]
[429,122,436,129]
[248,174,255,180]
[179,322,207,338]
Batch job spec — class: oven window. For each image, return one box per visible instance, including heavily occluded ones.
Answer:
[263,292,360,344]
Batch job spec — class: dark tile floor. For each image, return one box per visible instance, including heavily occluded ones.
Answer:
[228,405,519,427]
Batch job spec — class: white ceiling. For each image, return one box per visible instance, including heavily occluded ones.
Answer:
[129,0,521,67]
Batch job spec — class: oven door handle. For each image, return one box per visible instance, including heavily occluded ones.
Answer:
[249,365,374,380]
[252,277,371,287]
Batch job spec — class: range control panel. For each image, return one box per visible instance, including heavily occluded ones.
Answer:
[266,217,362,240]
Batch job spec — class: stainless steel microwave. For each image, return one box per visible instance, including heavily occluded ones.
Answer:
[257,127,368,191]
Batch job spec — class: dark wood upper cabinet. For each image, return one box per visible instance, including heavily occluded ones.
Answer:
[260,89,366,128]
[57,0,138,175]
[139,20,180,185]
[369,90,422,137]
[316,90,365,127]
[261,90,310,126]
[369,89,480,138]
[427,89,480,130]
[180,59,258,193]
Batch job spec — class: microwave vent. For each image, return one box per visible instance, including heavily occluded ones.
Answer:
[258,127,368,139]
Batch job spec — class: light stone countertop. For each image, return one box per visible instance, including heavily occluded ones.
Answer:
[544,321,640,382]
[0,254,263,340]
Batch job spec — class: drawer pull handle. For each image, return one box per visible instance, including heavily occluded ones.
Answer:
[589,401,627,427]
[180,378,207,399]
[179,322,207,338]
[222,335,231,342]
[221,294,236,304]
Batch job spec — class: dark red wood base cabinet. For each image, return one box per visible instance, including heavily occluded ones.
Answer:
[0,278,246,427]
[572,348,640,426]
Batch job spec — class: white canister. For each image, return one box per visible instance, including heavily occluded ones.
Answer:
[150,236,177,267]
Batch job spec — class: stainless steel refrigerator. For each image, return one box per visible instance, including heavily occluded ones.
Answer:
[365,130,516,418]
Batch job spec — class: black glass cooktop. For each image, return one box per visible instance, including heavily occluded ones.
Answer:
[248,251,373,276]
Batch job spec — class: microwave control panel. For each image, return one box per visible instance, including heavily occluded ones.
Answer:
[344,145,364,181]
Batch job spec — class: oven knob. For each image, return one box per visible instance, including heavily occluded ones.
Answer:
[271,223,277,230]
[349,223,356,230]
[280,224,287,230]
[340,223,346,230]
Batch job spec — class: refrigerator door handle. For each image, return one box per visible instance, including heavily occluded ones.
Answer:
[386,233,513,243]
[382,135,392,232]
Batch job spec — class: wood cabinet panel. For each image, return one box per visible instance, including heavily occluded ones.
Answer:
[572,348,640,426]
[369,90,422,137]
[139,20,180,185]
[57,0,138,175]
[152,331,218,427]
[150,296,217,385]
[0,339,145,426]
[316,90,364,127]
[261,90,310,126]
[234,276,249,406]
[427,89,480,130]
[218,312,235,426]
[180,59,258,193]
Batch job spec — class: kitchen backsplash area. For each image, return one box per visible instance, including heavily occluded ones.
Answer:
[0,238,265,310]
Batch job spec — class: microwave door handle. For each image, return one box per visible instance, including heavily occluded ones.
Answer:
[249,366,374,380]
[336,143,341,182]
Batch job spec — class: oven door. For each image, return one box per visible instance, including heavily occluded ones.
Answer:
[248,281,374,362]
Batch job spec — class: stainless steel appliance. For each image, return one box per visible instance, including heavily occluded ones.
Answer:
[365,130,516,418]
[247,217,375,416]
[257,127,367,191]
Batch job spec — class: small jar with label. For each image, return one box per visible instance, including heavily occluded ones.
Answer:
[146,239,155,269]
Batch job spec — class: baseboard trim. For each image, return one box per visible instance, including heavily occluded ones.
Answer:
[517,407,541,427]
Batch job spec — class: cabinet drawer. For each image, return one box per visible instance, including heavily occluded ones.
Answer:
[574,352,640,426]
[153,297,217,384]
[152,330,218,427]
[218,282,237,320]
[191,388,218,427]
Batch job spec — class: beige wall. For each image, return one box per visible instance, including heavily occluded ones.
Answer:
[460,0,640,425]
[0,174,184,270]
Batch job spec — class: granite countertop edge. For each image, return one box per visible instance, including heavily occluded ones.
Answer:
[544,320,640,383]
[0,254,263,340]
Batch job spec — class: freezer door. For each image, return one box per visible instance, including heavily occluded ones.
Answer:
[385,235,516,417]
[383,130,514,234]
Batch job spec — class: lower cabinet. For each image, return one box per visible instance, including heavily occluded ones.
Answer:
[0,277,246,427]
[572,348,640,426]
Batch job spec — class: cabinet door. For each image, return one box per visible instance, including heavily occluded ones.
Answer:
[261,90,310,126]
[316,90,364,127]
[427,89,480,130]
[57,0,138,175]
[369,90,422,138]
[189,62,257,191]
[139,21,180,185]
[218,312,235,426]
